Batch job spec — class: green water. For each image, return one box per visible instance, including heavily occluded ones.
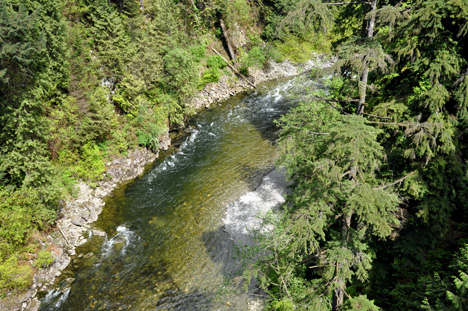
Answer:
[40,77,308,311]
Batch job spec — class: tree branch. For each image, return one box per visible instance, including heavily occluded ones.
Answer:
[308,132,330,135]
[323,1,371,5]
[375,171,415,190]
[310,97,351,115]
[366,121,442,126]
[312,96,359,103]
[454,67,468,87]
[212,48,256,88]
[362,112,392,120]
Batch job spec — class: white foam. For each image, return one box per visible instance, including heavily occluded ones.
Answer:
[223,169,290,246]
[101,226,137,257]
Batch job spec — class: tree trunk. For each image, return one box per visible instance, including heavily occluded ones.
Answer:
[219,18,238,67]
[357,0,378,115]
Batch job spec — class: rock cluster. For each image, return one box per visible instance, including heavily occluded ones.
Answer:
[189,54,333,110]
[9,141,168,311]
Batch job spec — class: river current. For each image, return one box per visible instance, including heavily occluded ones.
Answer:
[40,75,315,311]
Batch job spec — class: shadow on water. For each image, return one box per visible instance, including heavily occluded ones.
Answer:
[243,71,327,144]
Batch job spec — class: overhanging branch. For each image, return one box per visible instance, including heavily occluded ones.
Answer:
[323,1,371,5]
[375,171,415,190]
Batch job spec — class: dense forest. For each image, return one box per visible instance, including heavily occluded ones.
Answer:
[246,0,468,311]
[2,0,468,311]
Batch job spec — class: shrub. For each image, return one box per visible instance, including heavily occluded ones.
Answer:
[33,249,55,269]
[206,55,227,69]
[201,67,221,85]
[0,187,56,248]
[275,33,331,63]
[246,46,267,68]
[76,142,105,182]
[190,44,206,63]
[0,256,33,292]
[133,105,167,150]
[163,47,199,100]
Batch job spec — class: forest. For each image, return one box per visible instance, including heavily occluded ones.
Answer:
[1,0,468,310]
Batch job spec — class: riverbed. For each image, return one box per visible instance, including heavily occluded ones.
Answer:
[39,74,317,311]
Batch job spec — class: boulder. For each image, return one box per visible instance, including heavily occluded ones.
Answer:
[71,216,84,227]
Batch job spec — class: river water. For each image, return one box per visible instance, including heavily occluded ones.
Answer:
[40,75,314,311]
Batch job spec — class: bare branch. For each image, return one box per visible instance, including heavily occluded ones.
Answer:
[212,48,256,89]
[308,132,330,135]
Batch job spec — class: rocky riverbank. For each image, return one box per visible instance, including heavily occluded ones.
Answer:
[3,54,331,311]
[190,55,331,110]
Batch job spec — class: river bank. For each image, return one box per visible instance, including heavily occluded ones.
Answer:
[2,54,331,311]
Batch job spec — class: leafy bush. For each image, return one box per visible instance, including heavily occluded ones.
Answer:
[275,33,331,63]
[112,74,146,116]
[245,46,267,68]
[190,44,206,63]
[0,256,33,292]
[269,300,295,311]
[81,143,105,181]
[276,36,314,63]
[206,55,227,69]
[33,249,55,269]
[163,47,199,100]
[0,188,56,249]
[201,67,222,85]
[132,104,167,150]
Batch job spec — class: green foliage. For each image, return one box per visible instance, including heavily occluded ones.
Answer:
[163,47,199,101]
[132,105,167,151]
[275,34,330,63]
[244,46,267,69]
[258,1,468,311]
[199,55,228,86]
[201,67,222,85]
[190,44,207,63]
[0,2,45,96]
[261,0,336,41]
[206,55,227,70]
[344,295,380,311]
[0,187,56,249]
[270,299,295,311]
[0,256,33,292]
[447,244,468,311]
[33,249,55,269]
[79,142,106,182]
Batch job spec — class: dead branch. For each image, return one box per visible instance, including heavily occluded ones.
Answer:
[212,48,257,89]
[57,224,71,246]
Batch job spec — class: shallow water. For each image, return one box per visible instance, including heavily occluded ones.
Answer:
[40,75,316,311]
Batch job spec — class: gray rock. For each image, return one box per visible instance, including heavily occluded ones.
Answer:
[93,229,106,237]
[71,216,84,227]
[80,210,90,221]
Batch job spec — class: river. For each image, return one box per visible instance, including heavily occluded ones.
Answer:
[39,74,315,311]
